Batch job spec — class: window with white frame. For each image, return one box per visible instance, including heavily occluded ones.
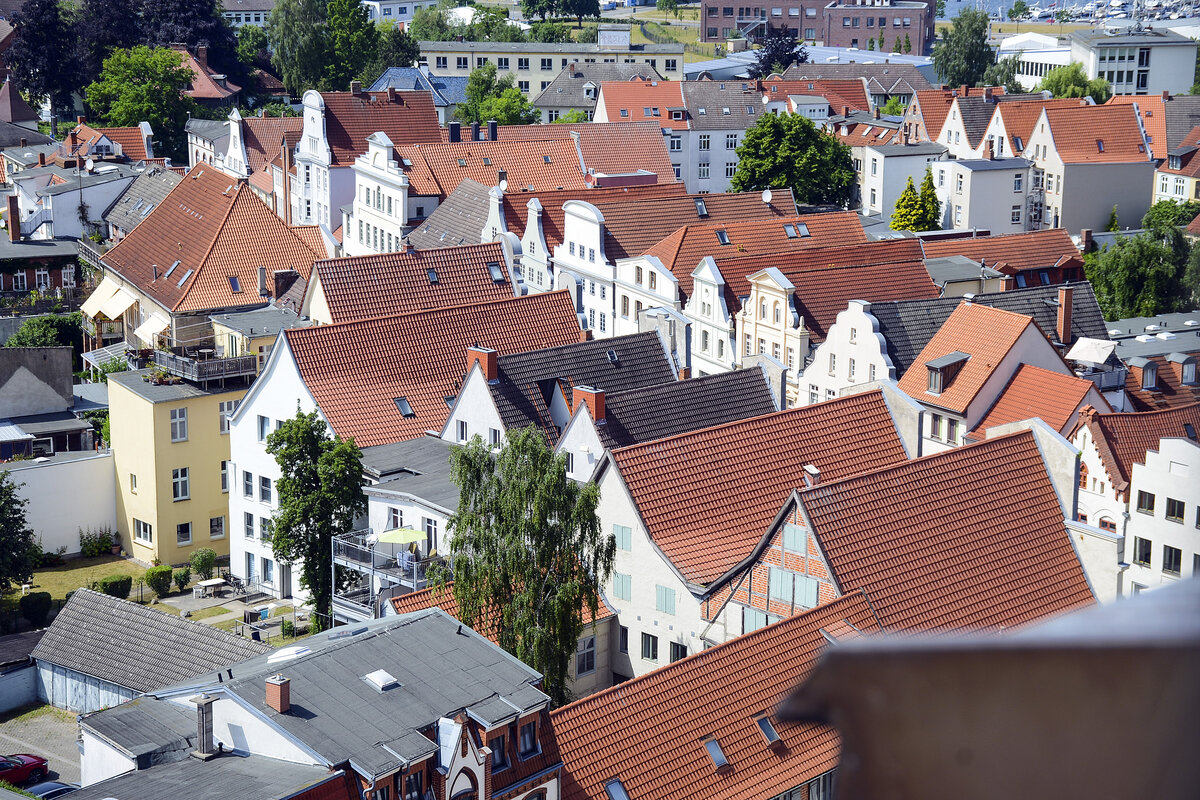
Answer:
[388,507,402,529]
[219,400,239,433]
[220,460,229,493]
[134,518,153,543]
[244,512,254,538]
[210,516,225,539]
[575,635,596,675]
[172,467,189,500]
[177,522,192,545]
[260,476,272,504]
[257,415,270,442]
[170,408,188,441]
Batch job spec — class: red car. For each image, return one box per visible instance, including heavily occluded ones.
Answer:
[0,753,48,785]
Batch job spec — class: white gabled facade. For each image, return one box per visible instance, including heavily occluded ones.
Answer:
[440,358,507,448]
[342,131,411,257]
[612,255,680,338]
[288,90,351,234]
[933,158,1036,233]
[734,268,809,405]
[801,300,895,406]
[555,406,606,484]
[553,200,615,338]
[684,257,736,378]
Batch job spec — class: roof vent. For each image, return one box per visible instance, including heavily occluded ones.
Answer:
[1157,331,1177,340]
[363,668,400,692]
[1135,334,1155,343]
[1183,320,1198,326]
[803,464,820,487]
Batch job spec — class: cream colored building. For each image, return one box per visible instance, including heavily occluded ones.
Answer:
[734,267,810,404]
[108,370,250,566]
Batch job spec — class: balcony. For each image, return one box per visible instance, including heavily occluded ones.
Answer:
[332,529,446,621]
[77,238,106,270]
[152,348,258,382]
[1075,366,1128,391]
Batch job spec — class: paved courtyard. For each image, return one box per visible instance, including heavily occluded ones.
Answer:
[0,703,81,785]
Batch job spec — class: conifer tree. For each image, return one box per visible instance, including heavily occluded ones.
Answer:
[918,166,941,231]
[890,176,923,231]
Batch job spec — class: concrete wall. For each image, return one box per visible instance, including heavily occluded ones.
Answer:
[0,665,36,714]
[6,453,116,556]
[0,346,72,417]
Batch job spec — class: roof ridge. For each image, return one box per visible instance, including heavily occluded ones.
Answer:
[605,368,755,401]
[1089,400,1200,422]
[314,240,502,269]
[498,329,655,364]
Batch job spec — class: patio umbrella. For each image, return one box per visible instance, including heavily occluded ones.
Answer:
[378,527,426,545]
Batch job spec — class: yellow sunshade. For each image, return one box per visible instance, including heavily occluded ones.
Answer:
[80,277,119,318]
[98,287,138,320]
[378,528,426,544]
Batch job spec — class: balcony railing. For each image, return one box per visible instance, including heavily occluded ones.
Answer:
[152,348,258,382]
[77,238,106,270]
[1075,367,1127,391]
[333,529,446,589]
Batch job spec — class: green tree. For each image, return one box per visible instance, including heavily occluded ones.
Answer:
[1008,0,1029,20]
[409,5,457,41]
[903,32,912,54]
[1038,62,1111,103]
[1142,200,1200,231]
[731,112,855,207]
[877,28,885,51]
[84,46,199,161]
[1054,9,1071,32]
[360,22,420,85]
[469,7,527,43]
[4,313,80,348]
[237,23,270,67]
[529,22,573,43]
[576,24,598,43]
[521,0,557,23]
[554,109,590,123]
[1106,204,1120,232]
[656,0,680,19]
[561,0,600,27]
[982,55,1025,95]
[1184,241,1200,309]
[0,472,35,595]
[7,0,82,119]
[752,26,805,78]
[918,165,941,230]
[1085,229,1192,318]
[267,410,366,629]
[867,38,875,51]
[268,0,328,96]
[324,0,380,90]
[260,101,299,117]
[74,0,142,84]
[458,63,538,125]
[936,0,946,16]
[190,547,217,580]
[890,176,923,231]
[932,9,994,88]
[142,0,238,75]
[879,95,906,116]
[437,426,613,706]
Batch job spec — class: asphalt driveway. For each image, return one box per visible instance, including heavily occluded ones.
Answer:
[0,704,80,786]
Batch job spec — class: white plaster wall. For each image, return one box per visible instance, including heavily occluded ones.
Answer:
[555,410,604,483]
[366,492,450,553]
[613,256,680,338]
[7,453,116,556]
[937,162,1032,233]
[684,262,735,378]
[442,365,505,445]
[1057,162,1154,234]
[556,204,615,338]
[1065,519,1122,604]
[80,729,136,787]
[0,665,36,714]
[164,693,323,764]
[1073,430,1124,532]
[1123,438,1200,594]
[801,301,894,406]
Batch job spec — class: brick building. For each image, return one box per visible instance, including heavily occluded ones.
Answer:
[700,0,933,54]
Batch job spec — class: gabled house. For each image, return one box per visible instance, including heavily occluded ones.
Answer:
[782,61,935,108]
[9,159,140,241]
[555,368,779,482]
[975,95,1092,159]
[894,301,1077,453]
[173,45,240,108]
[1107,92,1200,160]
[0,346,93,459]
[63,119,154,163]
[441,331,677,448]
[0,79,38,131]
[1071,403,1200,598]
[495,121,678,184]
[370,65,470,125]
[903,86,1001,144]
[1152,124,1200,206]
[966,363,1110,442]
[919,228,1085,288]
[228,291,584,599]
[934,89,1006,159]
[532,62,661,124]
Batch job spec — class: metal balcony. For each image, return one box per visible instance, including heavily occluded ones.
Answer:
[151,348,258,382]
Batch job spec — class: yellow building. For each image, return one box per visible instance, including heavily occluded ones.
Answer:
[108,369,251,566]
[209,305,313,374]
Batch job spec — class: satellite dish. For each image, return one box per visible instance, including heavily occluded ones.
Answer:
[761,189,773,204]
[499,178,508,192]
[84,158,94,172]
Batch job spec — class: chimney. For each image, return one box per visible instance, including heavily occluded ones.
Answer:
[984,86,993,102]
[802,464,820,487]
[1162,90,1170,102]
[572,385,605,423]
[350,80,362,95]
[1056,285,1073,344]
[487,120,498,141]
[448,121,461,143]
[471,121,480,141]
[76,115,85,124]
[18,137,25,147]
[1080,228,1093,254]
[467,346,498,383]
[6,195,19,243]
[196,46,208,72]
[258,265,268,298]
[842,104,849,118]
[960,84,968,95]
[265,674,290,714]
[985,139,994,160]
[37,152,45,167]
[569,61,578,78]
[190,693,217,759]
[387,87,396,102]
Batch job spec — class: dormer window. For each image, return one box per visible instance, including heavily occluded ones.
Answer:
[1141,362,1157,390]
[518,719,539,759]
[925,351,969,394]
[1183,361,1197,385]
[1168,155,1181,170]
[671,110,683,120]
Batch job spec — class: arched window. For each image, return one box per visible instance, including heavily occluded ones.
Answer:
[773,302,781,323]
[1078,463,1088,490]
[760,300,767,319]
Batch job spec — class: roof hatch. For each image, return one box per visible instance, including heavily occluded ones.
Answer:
[363,668,400,692]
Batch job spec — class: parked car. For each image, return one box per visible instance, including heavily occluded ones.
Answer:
[27,781,79,798]
[0,753,47,785]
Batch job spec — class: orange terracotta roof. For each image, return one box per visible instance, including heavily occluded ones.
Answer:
[920,228,1079,273]
[828,120,902,149]
[1189,210,1200,236]
[1157,124,1200,179]
[1044,104,1149,163]
[172,46,240,101]
[896,301,1037,415]
[551,593,881,800]
[1123,351,1200,411]
[102,165,322,313]
[761,78,871,113]
[608,391,908,586]
[496,121,677,183]
[1072,402,1200,494]
[597,80,688,130]
[283,291,582,447]
[290,225,328,257]
[1106,94,1166,155]
[967,363,1100,441]
[320,90,442,165]
[241,115,304,174]
[501,182,689,250]
[391,581,613,646]
[396,138,587,197]
[803,430,1095,632]
[909,89,1000,141]
[993,97,1091,155]
[68,122,151,161]
[312,242,517,324]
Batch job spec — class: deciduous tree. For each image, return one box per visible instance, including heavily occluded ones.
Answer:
[75,0,142,84]
[1038,62,1110,103]
[1085,227,1193,318]
[360,22,421,85]
[268,0,328,96]
[84,46,199,161]
[983,55,1025,94]
[1142,199,1200,231]
[932,9,993,88]
[458,63,538,125]
[437,426,614,705]
[141,0,238,76]
[731,112,855,207]
[324,0,380,90]
[529,22,573,43]
[560,0,600,27]
[7,0,81,119]
[879,95,906,116]
[521,0,557,23]
[409,5,457,41]
[0,471,35,595]
[1008,1,1029,21]
[751,26,805,78]
[236,23,270,67]
[554,109,590,123]
[4,313,80,348]
[267,410,366,629]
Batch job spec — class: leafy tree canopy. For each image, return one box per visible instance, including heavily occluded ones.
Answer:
[982,55,1025,95]
[731,112,855,207]
[141,0,238,76]
[918,165,941,230]
[0,471,36,595]
[7,0,82,116]
[324,0,380,90]
[458,62,538,125]
[656,0,680,19]
[236,23,270,67]
[1008,0,1029,20]
[932,9,994,88]
[437,426,613,706]
[268,0,328,95]
[1142,199,1200,232]
[529,22,573,43]
[85,46,199,161]
[4,313,80,348]
[879,95,906,116]
[75,0,142,84]
[1037,62,1111,103]
[360,22,421,86]
[554,108,590,124]
[752,26,806,78]
[1084,227,1193,318]
[561,0,600,26]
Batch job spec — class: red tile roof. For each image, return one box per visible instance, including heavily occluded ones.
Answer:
[920,228,1080,274]
[607,391,909,586]
[320,90,442,165]
[496,121,677,183]
[803,430,1095,632]
[102,165,323,313]
[596,79,687,129]
[993,97,1091,155]
[502,182,688,252]
[241,114,304,174]
[68,122,151,161]
[173,46,240,101]
[1123,351,1200,411]
[909,88,1002,142]
[283,291,582,447]
[395,138,587,197]
[1157,124,1200,179]
[1071,402,1200,495]
[290,225,328,257]
[828,120,902,149]
[311,242,517,324]
[967,363,1101,441]
[551,593,881,800]
[896,301,1038,414]
[1106,94,1167,155]
[1189,210,1200,236]
[760,78,871,113]
[1044,104,1150,163]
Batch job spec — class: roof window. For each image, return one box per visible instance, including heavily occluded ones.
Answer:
[722,107,730,115]
[926,351,969,394]
[164,259,181,279]
[796,223,810,237]
[651,107,660,117]
[784,223,797,238]
[363,668,399,691]
[228,276,241,293]
[606,349,619,363]
[176,269,193,287]
[643,106,651,116]
[483,157,492,166]
[755,714,781,746]
[698,107,706,115]
[427,268,439,284]
[694,198,708,217]
[141,203,155,217]
[394,397,415,417]
[702,738,728,770]
[1096,139,1104,152]
[604,780,631,800]
[715,229,730,245]
[544,155,552,163]
[457,158,467,167]
[620,109,629,117]
[1184,423,1196,440]
[486,261,505,282]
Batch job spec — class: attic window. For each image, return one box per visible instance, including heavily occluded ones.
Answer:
[228,276,242,293]
[694,198,708,217]
[925,351,969,394]
[784,223,797,238]
[394,397,415,417]
[604,780,631,800]
[755,715,781,746]
[698,107,706,115]
[715,229,730,245]
[795,223,810,237]
[163,259,181,279]
[643,107,651,116]
[606,349,618,363]
[651,107,660,117]
[722,107,731,115]
[427,268,439,284]
[1096,140,1104,153]
[671,110,683,120]
[483,157,492,166]
[702,738,728,769]
[457,158,467,167]
[402,158,413,167]
[176,269,194,287]
[1013,136,1024,151]
[544,155,552,163]
[620,109,629,117]
[1141,362,1157,390]
[486,261,505,282]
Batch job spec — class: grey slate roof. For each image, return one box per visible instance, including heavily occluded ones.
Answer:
[80,696,195,760]
[104,166,183,235]
[406,178,492,250]
[867,282,1108,375]
[360,434,454,481]
[865,142,949,158]
[221,609,547,779]
[783,62,935,95]
[68,753,345,800]
[0,630,43,670]
[31,588,270,693]
[956,96,1002,148]
[533,62,662,111]
[370,67,469,107]
[184,117,230,144]
[490,331,676,435]
[209,303,313,337]
[592,368,778,449]
[1161,95,1200,152]
[682,81,764,131]
[924,254,1003,286]
[1,142,57,167]
[0,120,51,148]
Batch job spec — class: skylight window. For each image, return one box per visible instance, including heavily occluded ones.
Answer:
[544,155,552,163]
[176,269,193,287]
[483,157,491,166]
[394,397,415,417]
[795,223,810,237]
[486,261,505,282]
[1096,140,1104,152]
[606,349,618,363]
[694,198,708,217]
[643,106,651,116]
[703,738,728,769]
[163,259,180,279]
[457,158,467,166]
[715,229,730,245]
[604,780,631,800]
[755,715,781,745]
[228,276,241,293]
[1184,423,1196,440]
[784,223,797,238]
[698,107,706,115]
[140,203,155,217]
[363,668,399,691]
[722,107,731,115]
[620,109,629,117]
[427,268,439,284]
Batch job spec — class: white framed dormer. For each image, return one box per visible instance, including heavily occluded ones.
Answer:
[684,257,734,378]
[517,197,554,293]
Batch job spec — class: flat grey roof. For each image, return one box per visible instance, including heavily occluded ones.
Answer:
[866,142,948,157]
[924,254,1004,285]
[210,303,313,337]
[68,752,344,800]
[367,460,459,513]
[1,449,110,470]
[73,381,109,411]
[0,237,79,259]
[108,369,250,404]
[926,351,971,369]
[360,434,455,481]
[1106,310,1200,336]
[1071,28,1197,47]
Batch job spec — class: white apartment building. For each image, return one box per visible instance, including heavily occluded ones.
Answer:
[859,141,946,218]
[341,132,412,257]
[361,0,439,27]
[290,91,347,233]
[1068,29,1198,97]
[933,156,1035,233]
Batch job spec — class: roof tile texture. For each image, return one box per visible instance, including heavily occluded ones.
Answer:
[397,138,587,197]
[920,229,1079,273]
[1045,104,1150,163]
[805,431,1096,632]
[611,391,908,586]
[596,80,687,129]
[496,121,677,183]
[994,97,1091,154]
[969,363,1098,439]
[1122,352,1200,412]
[321,90,443,164]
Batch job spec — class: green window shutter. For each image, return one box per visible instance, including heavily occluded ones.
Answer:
[613,572,631,601]
[768,567,791,602]
[783,523,804,551]
[799,575,819,608]
[614,524,632,551]
[656,584,675,615]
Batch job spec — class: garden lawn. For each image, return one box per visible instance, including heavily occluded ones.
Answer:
[1,555,148,617]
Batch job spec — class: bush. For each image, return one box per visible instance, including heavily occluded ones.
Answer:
[280,618,295,638]
[95,573,132,599]
[144,565,173,597]
[27,539,66,568]
[19,592,52,627]
[173,567,191,593]
[79,526,115,557]
[190,548,217,581]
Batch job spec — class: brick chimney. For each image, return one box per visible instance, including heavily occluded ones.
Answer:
[7,195,19,243]
[960,84,968,95]
[984,86,993,102]
[572,386,605,423]
[350,80,362,95]
[842,104,849,118]
[76,115,86,124]
[1056,285,1073,344]
[265,674,290,713]
[1162,90,1170,102]
[387,87,397,102]
[985,139,994,160]
[1080,228,1093,254]
[803,464,820,487]
[1078,404,1098,427]
[467,346,498,382]
[196,46,209,72]
[37,151,45,167]
[873,106,880,119]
